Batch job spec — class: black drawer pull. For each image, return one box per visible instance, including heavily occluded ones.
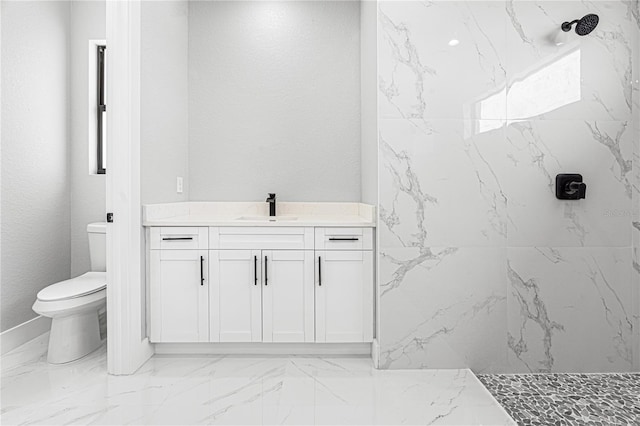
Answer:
[264,256,268,286]
[162,237,193,241]
[254,256,258,286]
[318,256,322,286]
[200,256,205,286]
[328,237,359,241]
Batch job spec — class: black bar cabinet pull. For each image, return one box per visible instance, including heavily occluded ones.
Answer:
[264,256,268,286]
[254,255,258,285]
[328,237,359,241]
[200,256,205,286]
[318,256,322,286]
[162,237,193,241]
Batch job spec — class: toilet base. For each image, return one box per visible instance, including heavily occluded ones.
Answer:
[47,310,102,364]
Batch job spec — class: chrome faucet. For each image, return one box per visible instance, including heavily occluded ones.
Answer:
[266,193,276,217]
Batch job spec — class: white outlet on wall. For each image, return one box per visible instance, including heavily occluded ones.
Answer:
[176,177,183,194]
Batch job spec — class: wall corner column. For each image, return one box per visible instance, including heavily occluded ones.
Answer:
[106,0,153,375]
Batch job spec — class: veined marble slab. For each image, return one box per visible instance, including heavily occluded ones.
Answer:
[143,202,376,227]
[1,334,515,425]
[376,0,639,374]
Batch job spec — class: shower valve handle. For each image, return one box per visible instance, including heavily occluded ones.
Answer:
[556,174,586,200]
[566,181,586,198]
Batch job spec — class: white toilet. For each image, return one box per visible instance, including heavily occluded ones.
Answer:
[32,222,107,364]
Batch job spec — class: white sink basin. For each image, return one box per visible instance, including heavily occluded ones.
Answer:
[235,215,298,222]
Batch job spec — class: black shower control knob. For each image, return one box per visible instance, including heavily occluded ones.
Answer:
[556,174,586,200]
[566,181,586,198]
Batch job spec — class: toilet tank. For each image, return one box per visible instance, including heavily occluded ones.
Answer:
[87,222,107,272]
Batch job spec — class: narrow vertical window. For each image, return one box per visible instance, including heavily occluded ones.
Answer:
[97,45,106,174]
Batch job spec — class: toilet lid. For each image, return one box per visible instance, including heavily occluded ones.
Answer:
[37,272,106,302]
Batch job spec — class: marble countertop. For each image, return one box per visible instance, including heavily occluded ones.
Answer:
[142,202,376,227]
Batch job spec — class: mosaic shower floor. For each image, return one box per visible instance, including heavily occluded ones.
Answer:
[478,373,640,426]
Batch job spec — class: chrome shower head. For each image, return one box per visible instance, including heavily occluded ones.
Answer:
[561,14,599,36]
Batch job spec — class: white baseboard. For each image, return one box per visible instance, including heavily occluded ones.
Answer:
[372,338,380,368]
[1,316,51,355]
[154,342,371,356]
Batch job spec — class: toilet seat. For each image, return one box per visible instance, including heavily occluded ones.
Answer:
[37,272,106,302]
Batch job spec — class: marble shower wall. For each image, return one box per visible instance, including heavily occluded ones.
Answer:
[631,0,640,373]
[377,0,640,373]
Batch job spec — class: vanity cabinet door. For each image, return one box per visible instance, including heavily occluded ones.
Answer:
[262,250,314,342]
[209,250,262,342]
[149,250,209,343]
[315,251,373,343]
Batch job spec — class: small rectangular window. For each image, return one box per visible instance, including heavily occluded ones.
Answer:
[97,45,106,174]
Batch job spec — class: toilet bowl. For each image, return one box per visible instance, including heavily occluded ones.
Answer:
[32,222,107,364]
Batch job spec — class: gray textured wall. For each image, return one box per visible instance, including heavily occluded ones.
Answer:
[69,1,106,277]
[360,0,377,206]
[141,0,190,205]
[1,1,71,331]
[188,1,361,202]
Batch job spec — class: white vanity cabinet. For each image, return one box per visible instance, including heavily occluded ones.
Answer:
[149,228,209,343]
[209,250,262,342]
[315,251,373,343]
[209,249,314,343]
[315,228,374,343]
[148,224,374,346]
[208,227,315,343]
[261,250,314,343]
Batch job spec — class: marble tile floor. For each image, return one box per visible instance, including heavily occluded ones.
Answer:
[1,333,515,425]
[478,373,640,426]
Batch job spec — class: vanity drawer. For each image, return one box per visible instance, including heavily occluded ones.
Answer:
[210,227,314,250]
[315,228,373,251]
[150,227,209,250]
